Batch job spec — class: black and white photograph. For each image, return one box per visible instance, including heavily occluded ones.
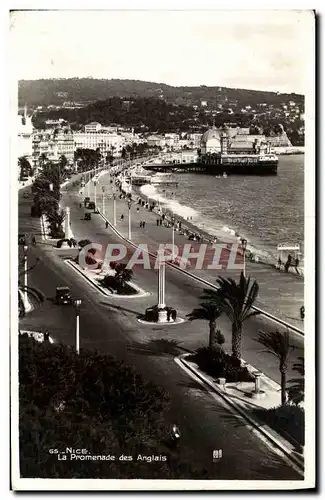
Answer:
[10,5,315,491]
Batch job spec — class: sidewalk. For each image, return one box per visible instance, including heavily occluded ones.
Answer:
[177,354,304,473]
[86,172,304,331]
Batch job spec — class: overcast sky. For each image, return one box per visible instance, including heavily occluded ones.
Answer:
[10,9,314,94]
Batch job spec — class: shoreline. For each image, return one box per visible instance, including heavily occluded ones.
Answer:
[128,180,304,278]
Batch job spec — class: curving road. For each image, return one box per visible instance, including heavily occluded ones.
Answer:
[18,180,302,480]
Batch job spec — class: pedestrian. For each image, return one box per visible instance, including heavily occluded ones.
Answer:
[294,257,300,274]
[120,214,124,220]
[140,221,143,228]
[142,221,146,229]
[160,219,163,226]
[31,235,36,246]
[167,309,171,322]
[284,254,292,273]
[105,221,109,229]
[137,207,140,213]
[171,309,177,322]
[156,219,159,226]
[300,305,305,320]
[79,203,82,208]
[277,257,282,270]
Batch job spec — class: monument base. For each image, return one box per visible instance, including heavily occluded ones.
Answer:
[157,308,168,323]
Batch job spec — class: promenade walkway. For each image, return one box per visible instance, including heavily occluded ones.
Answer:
[86,171,304,331]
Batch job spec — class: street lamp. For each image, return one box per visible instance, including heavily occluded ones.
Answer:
[74,299,81,354]
[127,199,132,240]
[113,191,117,226]
[102,186,105,215]
[171,217,175,261]
[240,238,247,277]
[23,245,28,305]
[93,179,97,211]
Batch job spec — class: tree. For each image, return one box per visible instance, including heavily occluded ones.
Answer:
[255,329,295,405]
[39,153,48,170]
[288,356,304,406]
[18,156,32,179]
[204,272,260,360]
[114,263,133,287]
[187,301,224,350]
[59,155,68,170]
[46,209,65,236]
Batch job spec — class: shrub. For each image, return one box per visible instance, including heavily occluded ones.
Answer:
[188,347,254,383]
[19,334,214,479]
[78,239,92,248]
[254,405,305,448]
[50,228,65,239]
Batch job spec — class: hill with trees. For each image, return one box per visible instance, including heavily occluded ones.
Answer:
[19,78,304,109]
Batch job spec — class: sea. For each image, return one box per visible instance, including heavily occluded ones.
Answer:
[139,155,304,266]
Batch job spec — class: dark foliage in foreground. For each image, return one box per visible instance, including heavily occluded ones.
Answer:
[188,347,254,383]
[19,335,211,478]
[254,405,305,448]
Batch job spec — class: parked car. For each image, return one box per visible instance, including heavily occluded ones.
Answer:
[55,286,72,305]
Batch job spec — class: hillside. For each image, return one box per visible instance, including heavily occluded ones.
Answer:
[18,78,304,108]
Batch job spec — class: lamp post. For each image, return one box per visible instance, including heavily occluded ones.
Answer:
[157,251,167,322]
[113,192,117,226]
[171,216,175,261]
[94,179,97,211]
[240,238,247,277]
[127,199,132,240]
[102,186,105,215]
[74,299,81,354]
[23,245,28,305]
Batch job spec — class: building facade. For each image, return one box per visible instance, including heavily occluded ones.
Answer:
[73,131,125,157]
[17,106,33,161]
[32,127,74,169]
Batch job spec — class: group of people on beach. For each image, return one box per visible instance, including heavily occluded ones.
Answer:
[277,254,300,274]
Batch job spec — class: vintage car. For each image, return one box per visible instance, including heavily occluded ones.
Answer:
[55,286,72,305]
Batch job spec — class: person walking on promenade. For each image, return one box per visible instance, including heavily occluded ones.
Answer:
[277,257,282,270]
[140,221,143,228]
[142,221,146,229]
[156,219,159,226]
[167,309,171,322]
[31,235,36,246]
[294,257,300,274]
[284,254,292,273]
[160,219,163,226]
[120,214,124,220]
[171,309,177,322]
[105,221,109,229]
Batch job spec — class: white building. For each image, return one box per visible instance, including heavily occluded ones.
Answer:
[84,122,102,133]
[17,106,33,161]
[32,127,74,169]
[73,131,125,157]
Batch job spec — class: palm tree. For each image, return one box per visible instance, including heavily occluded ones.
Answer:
[255,329,295,405]
[114,264,133,288]
[288,356,304,406]
[205,272,260,360]
[18,156,32,179]
[187,302,224,349]
[39,153,48,170]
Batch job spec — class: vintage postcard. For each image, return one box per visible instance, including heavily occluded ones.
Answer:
[10,6,315,491]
